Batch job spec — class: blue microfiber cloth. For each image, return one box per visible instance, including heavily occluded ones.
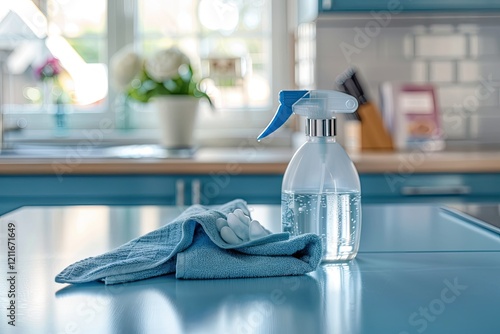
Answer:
[55,199,322,284]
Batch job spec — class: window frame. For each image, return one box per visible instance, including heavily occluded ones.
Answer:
[3,0,292,145]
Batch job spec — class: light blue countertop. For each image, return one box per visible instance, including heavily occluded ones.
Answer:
[1,203,499,334]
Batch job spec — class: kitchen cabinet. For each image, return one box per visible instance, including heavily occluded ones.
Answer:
[0,174,283,215]
[318,0,500,12]
[361,172,500,203]
[1,172,500,216]
[1,148,500,213]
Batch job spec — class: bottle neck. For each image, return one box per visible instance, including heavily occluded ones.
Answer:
[305,118,336,139]
[308,136,336,143]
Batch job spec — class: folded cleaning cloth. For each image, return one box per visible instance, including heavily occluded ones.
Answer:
[55,199,322,284]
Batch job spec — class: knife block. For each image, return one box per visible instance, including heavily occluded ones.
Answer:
[357,102,394,151]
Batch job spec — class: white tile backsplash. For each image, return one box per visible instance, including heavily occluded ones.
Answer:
[403,35,414,58]
[458,60,500,82]
[439,85,498,110]
[469,35,479,58]
[438,86,477,108]
[458,61,479,82]
[430,61,455,82]
[470,115,500,141]
[411,61,427,82]
[469,114,479,139]
[361,61,413,82]
[412,25,427,34]
[458,24,481,34]
[476,106,500,115]
[416,35,467,58]
[376,28,414,59]
[429,24,455,34]
[474,27,500,57]
[313,20,500,144]
[440,112,468,139]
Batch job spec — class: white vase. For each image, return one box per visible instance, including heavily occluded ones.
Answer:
[151,96,200,148]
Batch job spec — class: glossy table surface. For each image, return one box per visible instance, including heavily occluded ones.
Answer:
[1,203,500,334]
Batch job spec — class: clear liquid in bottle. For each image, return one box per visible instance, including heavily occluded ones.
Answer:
[282,190,361,262]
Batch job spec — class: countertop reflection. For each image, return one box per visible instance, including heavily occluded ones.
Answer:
[1,204,500,333]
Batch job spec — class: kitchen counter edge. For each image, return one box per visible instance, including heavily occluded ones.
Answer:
[0,149,499,175]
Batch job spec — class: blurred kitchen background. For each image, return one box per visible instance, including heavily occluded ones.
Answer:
[0,0,289,148]
[1,0,500,149]
[311,8,500,148]
[2,0,500,213]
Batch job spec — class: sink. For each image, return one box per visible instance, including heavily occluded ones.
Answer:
[0,144,196,159]
[0,144,75,158]
[103,145,195,158]
[442,204,500,235]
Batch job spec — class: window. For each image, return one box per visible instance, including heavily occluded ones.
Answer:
[1,0,110,134]
[46,0,108,106]
[1,0,290,145]
[137,0,272,110]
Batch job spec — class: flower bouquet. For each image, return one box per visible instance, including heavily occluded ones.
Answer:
[110,46,211,147]
[35,57,62,82]
[34,56,70,132]
[110,46,211,104]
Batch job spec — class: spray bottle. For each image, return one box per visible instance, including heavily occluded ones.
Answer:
[258,90,362,262]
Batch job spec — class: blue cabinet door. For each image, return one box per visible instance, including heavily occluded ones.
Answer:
[361,173,500,203]
[0,175,180,215]
[193,175,283,205]
[0,174,284,214]
[1,173,499,214]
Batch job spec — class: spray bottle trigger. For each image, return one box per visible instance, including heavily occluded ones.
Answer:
[257,90,308,141]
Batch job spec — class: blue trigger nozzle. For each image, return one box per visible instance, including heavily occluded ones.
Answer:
[257,90,308,141]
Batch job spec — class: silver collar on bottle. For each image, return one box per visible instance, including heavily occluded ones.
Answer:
[305,118,336,137]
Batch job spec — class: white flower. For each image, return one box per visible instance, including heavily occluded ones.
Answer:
[110,45,143,92]
[145,47,191,82]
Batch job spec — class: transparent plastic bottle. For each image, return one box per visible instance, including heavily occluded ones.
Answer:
[281,129,361,262]
[258,90,362,262]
